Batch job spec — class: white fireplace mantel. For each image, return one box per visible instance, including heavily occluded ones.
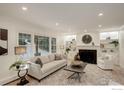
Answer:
[77,45,100,50]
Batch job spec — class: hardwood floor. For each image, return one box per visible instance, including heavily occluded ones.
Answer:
[6,64,124,86]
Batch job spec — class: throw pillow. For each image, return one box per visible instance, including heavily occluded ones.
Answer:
[74,53,80,61]
[55,54,62,60]
[35,58,43,68]
[39,56,50,64]
[48,54,55,61]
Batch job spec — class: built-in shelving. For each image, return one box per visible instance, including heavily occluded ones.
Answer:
[100,32,119,54]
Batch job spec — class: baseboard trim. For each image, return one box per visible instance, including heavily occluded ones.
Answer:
[0,74,18,85]
[1,73,25,85]
[3,77,20,86]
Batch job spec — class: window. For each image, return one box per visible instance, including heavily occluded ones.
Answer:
[100,31,119,50]
[34,35,49,56]
[18,33,32,60]
[19,33,31,45]
[100,31,119,40]
[51,38,56,53]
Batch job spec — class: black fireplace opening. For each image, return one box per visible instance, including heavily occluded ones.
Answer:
[79,50,97,64]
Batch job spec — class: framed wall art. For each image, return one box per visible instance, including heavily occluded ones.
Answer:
[0,28,8,55]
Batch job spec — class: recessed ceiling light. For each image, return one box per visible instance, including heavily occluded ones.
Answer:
[84,29,87,32]
[98,13,103,16]
[55,22,59,26]
[98,25,102,28]
[22,6,28,11]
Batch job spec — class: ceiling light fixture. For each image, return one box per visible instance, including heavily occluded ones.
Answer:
[22,6,28,11]
[84,29,87,33]
[98,25,102,28]
[55,22,59,26]
[98,13,103,16]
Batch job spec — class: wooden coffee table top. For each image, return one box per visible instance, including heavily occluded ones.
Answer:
[64,63,87,73]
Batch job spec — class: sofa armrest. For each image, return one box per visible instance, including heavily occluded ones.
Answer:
[29,62,41,71]
[28,62,44,80]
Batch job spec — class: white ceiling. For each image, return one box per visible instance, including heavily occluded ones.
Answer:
[0,3,124,33]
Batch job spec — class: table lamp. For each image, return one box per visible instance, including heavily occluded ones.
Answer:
[15,46,26,60]
[15,46,26,55]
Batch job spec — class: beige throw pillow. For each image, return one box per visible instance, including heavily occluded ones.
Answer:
[40,55,50,64]
[35,58,43,68]
[55,54,62,60]
[48,54,55,61]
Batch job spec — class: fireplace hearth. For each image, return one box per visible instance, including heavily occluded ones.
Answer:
[79,49,97,64]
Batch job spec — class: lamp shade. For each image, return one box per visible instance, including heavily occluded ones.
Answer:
[15,46,26,55]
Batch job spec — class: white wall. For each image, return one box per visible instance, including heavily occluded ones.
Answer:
[76,32,100,46]
[0,17,17,85]
[119,31,124,68]
[56,34,65,54]
[58,31,100,51]
[0,16,58,85]
[57,31,100,57]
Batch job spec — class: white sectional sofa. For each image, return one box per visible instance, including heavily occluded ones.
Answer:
[28,54,67,81]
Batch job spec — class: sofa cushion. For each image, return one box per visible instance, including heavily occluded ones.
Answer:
[30,56,41,63]
[35,58,43,68]
[48,54,55,61]
[40,55,50,64]
[61,54,67,59]
[41,59,66,73]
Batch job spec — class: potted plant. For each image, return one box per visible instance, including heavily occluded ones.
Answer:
[9,60,26,70]
[109,40,119,47]
[65,48,71,54]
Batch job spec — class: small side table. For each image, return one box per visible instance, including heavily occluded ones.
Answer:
[17,64,29,85]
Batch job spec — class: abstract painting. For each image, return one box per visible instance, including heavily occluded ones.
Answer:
[0,29,8,55]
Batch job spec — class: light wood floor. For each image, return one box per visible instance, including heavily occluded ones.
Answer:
[6,64,124,86]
